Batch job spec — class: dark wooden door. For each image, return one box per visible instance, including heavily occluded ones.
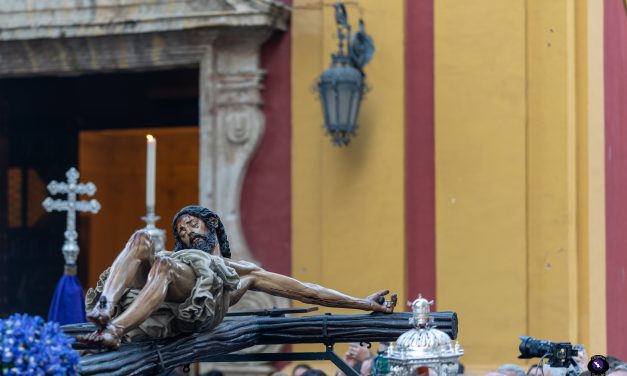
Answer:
[0,68,198,318]
[3,90,75,318]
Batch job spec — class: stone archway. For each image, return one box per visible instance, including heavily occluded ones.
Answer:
[0,1,290,374]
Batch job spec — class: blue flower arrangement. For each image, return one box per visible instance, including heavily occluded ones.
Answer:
[0,314,80,375]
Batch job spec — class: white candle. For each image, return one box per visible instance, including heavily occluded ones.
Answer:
[146,134,156,208]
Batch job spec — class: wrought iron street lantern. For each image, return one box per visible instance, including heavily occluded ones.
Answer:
[316,3,374,146]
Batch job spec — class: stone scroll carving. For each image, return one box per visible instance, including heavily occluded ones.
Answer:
[200,45,265,264]
[198,44,288,375]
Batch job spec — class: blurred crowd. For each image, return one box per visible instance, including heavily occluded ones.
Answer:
[258,343,627,376]
[284,342,390,376]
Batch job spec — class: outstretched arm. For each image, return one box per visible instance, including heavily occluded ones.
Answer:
[227,260,397,312]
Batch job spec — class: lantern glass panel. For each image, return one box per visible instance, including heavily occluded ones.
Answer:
[338,82,354,129]
[319,83,331,127]
[322,83,338,128]
[348,83,362,127]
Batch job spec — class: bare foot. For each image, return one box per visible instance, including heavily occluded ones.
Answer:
[77,324,123,350]
[86,295,114,328]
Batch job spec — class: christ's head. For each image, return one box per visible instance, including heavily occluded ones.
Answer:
[172,206,231,258]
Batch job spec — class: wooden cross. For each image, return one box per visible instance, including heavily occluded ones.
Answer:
[42,167,101,266]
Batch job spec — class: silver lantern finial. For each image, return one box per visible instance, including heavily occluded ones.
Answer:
[411,294,434,328]
[42,167,101,273]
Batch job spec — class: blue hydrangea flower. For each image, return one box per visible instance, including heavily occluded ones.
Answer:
[0,314,80,375]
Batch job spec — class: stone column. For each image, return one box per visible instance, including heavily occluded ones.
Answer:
[200,42,264,262]
[199,42,288,376]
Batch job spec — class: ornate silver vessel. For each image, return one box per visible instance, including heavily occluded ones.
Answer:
[386,295,464,376]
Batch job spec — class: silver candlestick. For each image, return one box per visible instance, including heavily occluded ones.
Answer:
[141,206,166,252]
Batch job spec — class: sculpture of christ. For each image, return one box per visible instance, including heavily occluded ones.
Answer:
[79,205,397,349]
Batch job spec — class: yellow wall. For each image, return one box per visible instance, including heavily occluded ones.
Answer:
[575,0,606,355]
[291,0,606,372]
[436,0,606,371]
[291,0,406,367]
[435,0,528,368]
[526,0,579,342]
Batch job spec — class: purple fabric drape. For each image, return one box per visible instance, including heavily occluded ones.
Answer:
[48,274,86,325]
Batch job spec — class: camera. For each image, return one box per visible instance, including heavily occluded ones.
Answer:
[518,336,578,368]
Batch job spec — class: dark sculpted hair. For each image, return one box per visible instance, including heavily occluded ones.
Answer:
[172,205,231,258]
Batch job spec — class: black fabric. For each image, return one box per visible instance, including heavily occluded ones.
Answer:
[172,206,231,258]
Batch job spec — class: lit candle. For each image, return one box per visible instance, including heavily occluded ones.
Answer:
[146,134,156,208]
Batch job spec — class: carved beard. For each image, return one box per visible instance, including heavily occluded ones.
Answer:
[189,229,218,254]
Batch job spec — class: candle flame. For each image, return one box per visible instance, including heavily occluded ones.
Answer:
[146,134,155,142]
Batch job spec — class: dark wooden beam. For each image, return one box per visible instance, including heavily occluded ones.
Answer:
[63,311,458,376]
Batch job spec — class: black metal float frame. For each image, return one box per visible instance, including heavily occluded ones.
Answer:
[196,307,359,376]
[199,344,359,376]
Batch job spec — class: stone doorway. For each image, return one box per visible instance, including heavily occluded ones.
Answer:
[0,1,290,374]
[0,67,199,316]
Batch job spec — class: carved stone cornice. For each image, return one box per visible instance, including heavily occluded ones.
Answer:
[213,72,265,107]
[0,0,289,40]
[0,0,289,77]
[0,29,217,78]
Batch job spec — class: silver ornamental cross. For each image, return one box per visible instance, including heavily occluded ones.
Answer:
[42,167,101,265]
